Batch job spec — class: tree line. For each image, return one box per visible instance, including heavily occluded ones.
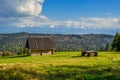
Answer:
[105,32,120,51]
[0,33,116,55]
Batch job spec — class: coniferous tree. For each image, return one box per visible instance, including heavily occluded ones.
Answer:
[118,35,120,51]
[105,43,111,51]
[112,32,120,51]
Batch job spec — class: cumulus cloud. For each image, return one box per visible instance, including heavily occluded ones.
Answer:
[0,0,120,30]
[0,0,44,17]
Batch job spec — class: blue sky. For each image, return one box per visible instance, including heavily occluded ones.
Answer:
[0,0,120,34]
[42,0,120,19]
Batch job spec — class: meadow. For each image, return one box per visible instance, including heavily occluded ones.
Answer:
[0,52,120,80]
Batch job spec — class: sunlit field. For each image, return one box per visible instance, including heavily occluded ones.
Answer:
[0,52,120,80]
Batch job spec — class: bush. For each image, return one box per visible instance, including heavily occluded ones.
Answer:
[0,52,4,57]
[2,51,13,56]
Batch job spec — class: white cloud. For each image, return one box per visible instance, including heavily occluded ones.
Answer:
[12,17,120,30]
[0,0,120,30]
[12,15,53,27]
[1,14,120,30]
[48,17,120,30]
[0,0,44,17]
[78,17,120,29]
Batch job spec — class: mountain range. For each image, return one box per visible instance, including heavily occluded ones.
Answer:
[0,32,114,53]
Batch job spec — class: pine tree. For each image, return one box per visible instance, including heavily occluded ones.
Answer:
[117,35,120,51]
[112,32,120,51]
[105,43,111,51]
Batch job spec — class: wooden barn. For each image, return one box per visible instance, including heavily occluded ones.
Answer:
[25,37,55,56]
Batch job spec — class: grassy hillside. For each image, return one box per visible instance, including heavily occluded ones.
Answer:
[0,52,120,80]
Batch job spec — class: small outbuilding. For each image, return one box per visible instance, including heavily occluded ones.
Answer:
[25,37,55,56]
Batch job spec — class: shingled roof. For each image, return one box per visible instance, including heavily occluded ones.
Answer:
[26,37,55,50]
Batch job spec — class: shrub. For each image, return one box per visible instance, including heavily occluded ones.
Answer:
[2,51,13,56]
[0,52,4,57]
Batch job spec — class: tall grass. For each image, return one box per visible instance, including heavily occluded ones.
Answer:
[0,52,120,80]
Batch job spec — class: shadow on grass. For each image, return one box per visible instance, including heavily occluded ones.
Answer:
[44,65,120,80]
[52,55,69,58]
[0,54,30,59]
[0,64,120,80]
[71,56,82,58]
[108,52,120,54]
[71,55,99,58]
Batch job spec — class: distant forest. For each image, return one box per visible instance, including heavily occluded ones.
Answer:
[0,32,114,53]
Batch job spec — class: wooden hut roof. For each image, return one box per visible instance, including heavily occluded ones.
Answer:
[26,37,55,50]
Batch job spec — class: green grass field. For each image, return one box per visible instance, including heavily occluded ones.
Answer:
[0,52,120,80]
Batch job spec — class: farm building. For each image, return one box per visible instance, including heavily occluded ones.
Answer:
[25,37,55,56]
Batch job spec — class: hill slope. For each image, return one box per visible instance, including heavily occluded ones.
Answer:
[0,33,113,53]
